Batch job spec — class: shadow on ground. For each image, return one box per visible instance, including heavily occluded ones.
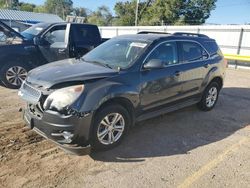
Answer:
[91,87,250,162]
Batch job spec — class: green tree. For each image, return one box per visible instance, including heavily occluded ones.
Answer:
[19,2,36,12]
[114,1,136,26]
[114,0,153,26]
[11,0,19,9]
[0,0,5,8]
[142,0,183,25]
[87,6,113,26]
[179,0,217,25]
[33,5,46,13]
[114,0,217,26]
[0,0,19,9]
[44,0,73,19]
[72,7,89,17]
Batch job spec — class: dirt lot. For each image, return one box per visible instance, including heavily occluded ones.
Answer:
[0,68,250,188]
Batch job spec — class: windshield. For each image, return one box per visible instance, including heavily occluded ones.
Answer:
[21,23,50,40]
[82,38,149,69]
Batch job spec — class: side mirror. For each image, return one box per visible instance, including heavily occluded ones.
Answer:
[143,59,165,69]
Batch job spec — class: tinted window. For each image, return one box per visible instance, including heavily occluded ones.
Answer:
[179,41,208,63]
[44,25,66,44]
[146,42,178,66]
[203,40,219,55]
[72,25,100,42]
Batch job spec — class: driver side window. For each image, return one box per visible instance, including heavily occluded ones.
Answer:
[146,42,178,66]
[44,25,66,45]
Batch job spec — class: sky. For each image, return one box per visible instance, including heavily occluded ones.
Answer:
[23,0,250,24]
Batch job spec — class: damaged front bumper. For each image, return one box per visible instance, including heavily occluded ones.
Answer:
[23,107,93,156]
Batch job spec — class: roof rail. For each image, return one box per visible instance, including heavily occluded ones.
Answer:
[173,32,209,38]
[137,31,170,35]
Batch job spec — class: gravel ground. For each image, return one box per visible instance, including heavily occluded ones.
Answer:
[0,68,249,188]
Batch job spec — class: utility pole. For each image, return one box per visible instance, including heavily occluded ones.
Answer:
[135,0,140,26]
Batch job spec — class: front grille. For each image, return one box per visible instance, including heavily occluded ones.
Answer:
[18,81,42,104]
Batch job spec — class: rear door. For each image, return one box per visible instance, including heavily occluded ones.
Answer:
[38,23,70,62]
[177,41,210,98]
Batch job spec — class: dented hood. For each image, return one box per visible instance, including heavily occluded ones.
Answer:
[26,58,118,88]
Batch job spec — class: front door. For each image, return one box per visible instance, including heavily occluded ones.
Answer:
[38,24,70,62]
[139,41,183,112]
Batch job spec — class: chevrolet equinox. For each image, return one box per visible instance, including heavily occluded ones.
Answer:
[18,32,226,155]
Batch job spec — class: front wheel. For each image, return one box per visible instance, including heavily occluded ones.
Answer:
[92,104,131,151]
[0,62,31,89]
[197,82,220,111]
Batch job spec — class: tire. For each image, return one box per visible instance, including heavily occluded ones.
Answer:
[0,62,31,89]
[92,104,131,151]
[0,80,6,87]
[197,82,220,111]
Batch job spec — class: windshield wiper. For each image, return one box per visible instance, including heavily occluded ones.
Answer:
[102,63,113,69]
[81,58,114,70]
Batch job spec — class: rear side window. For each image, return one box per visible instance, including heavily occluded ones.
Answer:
[203,40,219,56]
[72,25,101,42]
[146,42,178,66]
[179,41,209,63]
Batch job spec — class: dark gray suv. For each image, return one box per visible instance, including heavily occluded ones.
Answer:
[18,32,226,155]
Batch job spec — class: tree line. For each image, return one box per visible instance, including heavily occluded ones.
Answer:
[0,0,217,26]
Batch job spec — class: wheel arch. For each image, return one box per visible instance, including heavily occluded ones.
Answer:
[201,66,224,92]
[93,96,136,127]
[209,76,223,90]
[88,96,136,144]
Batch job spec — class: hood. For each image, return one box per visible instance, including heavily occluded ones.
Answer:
[0,21,25,40]
[26,58,118,88]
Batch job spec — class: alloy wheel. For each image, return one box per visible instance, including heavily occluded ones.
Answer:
[97,113,125,145]
[206,86,218,108]
[5,66,27,86]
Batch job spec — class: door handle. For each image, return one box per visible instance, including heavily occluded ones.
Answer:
[58,48,66,54]
[174,71,181,77]
[204,63,210,68]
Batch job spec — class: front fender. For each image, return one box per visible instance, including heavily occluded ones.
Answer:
[72,80,140,113]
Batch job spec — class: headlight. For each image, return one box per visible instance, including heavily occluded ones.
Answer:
[43,85,84,111]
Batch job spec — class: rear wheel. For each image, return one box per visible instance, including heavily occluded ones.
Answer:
[92,104,131,151]
[197,82,220,111]
[0,62,31,89]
